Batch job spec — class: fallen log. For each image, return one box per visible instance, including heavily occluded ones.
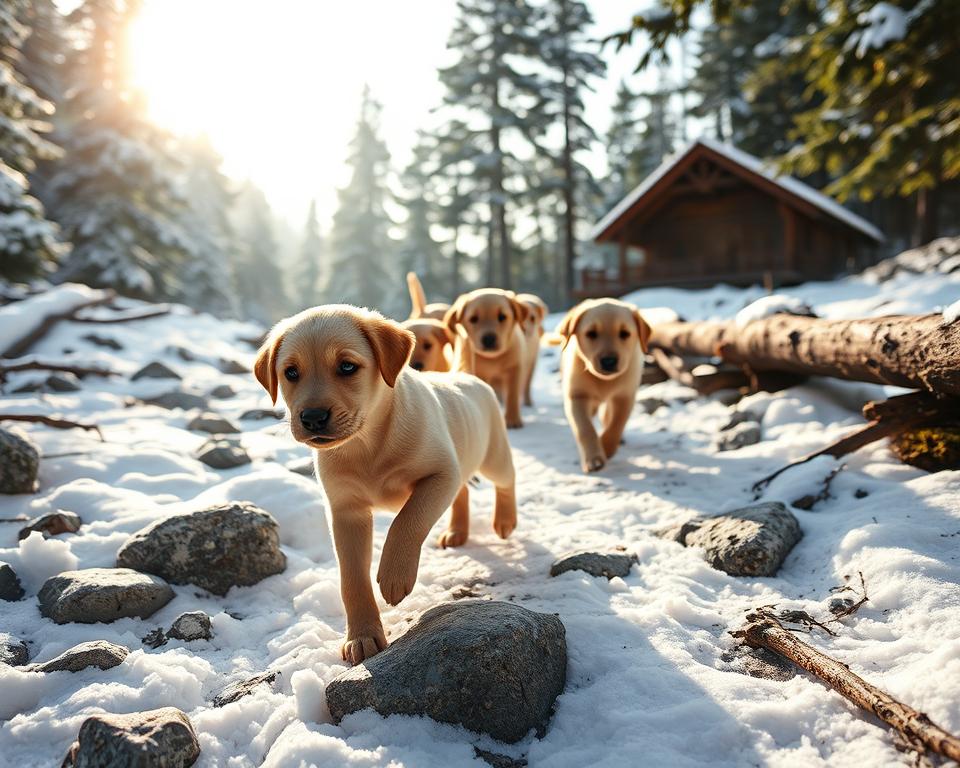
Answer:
[734,611,960,762]
[650,313,960,396]
[0,414,105,441]
[72,304,173,324]
[0,359,118,382]
[2,290,115,359]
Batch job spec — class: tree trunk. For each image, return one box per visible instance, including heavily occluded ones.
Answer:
[561,54,576,304]
[490,78,511,289]
[649,314,960,396]
[915,183,941,246]
[735,612,960,762]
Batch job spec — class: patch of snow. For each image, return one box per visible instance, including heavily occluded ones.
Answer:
[735,295,813,327]
[942,298,960,325]
[855,2,909,57]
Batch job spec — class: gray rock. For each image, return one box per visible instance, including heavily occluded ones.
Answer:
[38,568,174,624]
[239,408,284,421]
[47,374,82,392]
[549,550,637,579]
[82,334,123,350]
[30,640,128,673]
[169,345,198,362]
[208,384,235,399]
[168,611,212,642]
[193,437,251,469]
[475,748,527,768]
[0,427,39,494]
[61,707,200,768]
[0,633,29,666]
[211,670,278,707]
[716,421,761,452]
[637,397,667,415]
[0,561,25,601]
[132,362,181,381]
[218,358,249,375]
[142,390,208,411]
[18,510,82,540]
[186,413,239,434]
[719,410,757,432]
[285,457,315,477]
[325,601,566,743]
[659,502,802,576]
[116,502,286,596]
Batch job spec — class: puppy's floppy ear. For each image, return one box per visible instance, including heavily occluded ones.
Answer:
[361,316,415,388]
[443,295,466,333]
[254,331,284,405]
[432,322,455,348]
[633,308,652,353]
[508,294,530,325]
[556,301,588,346]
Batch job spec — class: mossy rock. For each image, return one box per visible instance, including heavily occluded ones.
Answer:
[891,425,960,472]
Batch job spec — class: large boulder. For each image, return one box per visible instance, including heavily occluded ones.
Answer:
[30,640,128,673]
[0,427,40,494]
[549,550,637,579]
[325,601,567,743]
[62,707,200,768]
[0,561,25,601]
[116,502,286,596]
[659,502,802,577]
[18,510,82,540]
[38,568,174,624]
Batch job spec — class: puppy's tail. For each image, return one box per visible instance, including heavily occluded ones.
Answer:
[542,332,565,347]
[407,272,427,317]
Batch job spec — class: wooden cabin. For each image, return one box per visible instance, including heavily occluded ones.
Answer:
[584,138,884,297]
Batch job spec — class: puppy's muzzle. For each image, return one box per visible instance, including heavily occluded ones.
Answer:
[300,407,332,434]
[410,360,424,371]
[599,354,619,373]
[481,333,498,351]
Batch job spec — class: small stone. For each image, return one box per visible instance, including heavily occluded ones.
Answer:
[637,397,666,414]
[827,597,855,616]
[218,358,249,375]
[239,408,284,421]
[142,389,208,411]
[82,334,123,350]
[116,502,286,596]
[0,427,40,494]
[212,670,278,707]
[61,707,200,768]
[186,413,240,434]
[0,561,25,601]
[659,502,802,577]
[716,421,761,451]
[719,410,757,432]
[193,437,251,469]
[854,488,870,499]
[168,611,212,642]
[285,457,314,477]
[475,748,528,768]
[30,640,128,673]
[132,361,182,381]
[208,384,235,399]
[46,374,82,392]
[169,345,198,362]
[142,628,167,649]
[0,633,29,665]
[325,601,566,743]
[18,510,82,540]
[38,567,174,624]
[549,550,637,579]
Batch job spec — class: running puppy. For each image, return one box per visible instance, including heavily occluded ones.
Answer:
[254,305,517,664]
[516,293,548,406]
[445,288,529,428]
[556,298,652,473]
[402,318,454,372]
[407,272,450,321]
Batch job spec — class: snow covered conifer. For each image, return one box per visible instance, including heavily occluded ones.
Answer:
[232,182,288,323]
[295,199,324,310]
[399,131,445,300]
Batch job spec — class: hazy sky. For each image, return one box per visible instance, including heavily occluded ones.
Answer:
[129,1,678,230]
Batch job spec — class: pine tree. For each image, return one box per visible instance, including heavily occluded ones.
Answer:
[18,0,65,105]
[399,130,445,300]
[47,0,191,299]
[0,0,65,281]
[327,85,397,313]
[438,0,543,289]
[232,182,287,323]
[635,71,677,179]
[538,0,606,300]
[295,199,324,309]
[177,134,237,317]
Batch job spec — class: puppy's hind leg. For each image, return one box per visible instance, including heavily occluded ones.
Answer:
[480,423,517,539]
[438,485,470,549]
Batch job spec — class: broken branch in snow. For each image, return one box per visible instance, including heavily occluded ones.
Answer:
[790,464,846,510]
[1,291,116,359]
[828,572,870,623]
[733,612,960,763]
[0,414,105,441]
[0,359,119,382]
[71,304,173,324]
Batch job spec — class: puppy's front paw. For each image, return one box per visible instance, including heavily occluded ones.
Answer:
[505,415,524,429]
[377,554,419,606]
[438,529,468,548]
[341,628,387,665]
[582,454,606,473]
[493,511,516,539]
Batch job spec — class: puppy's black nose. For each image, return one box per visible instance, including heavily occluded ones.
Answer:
[600,355,619,372]
[300,407,331,433]
[481,333,497,350]
[411,361,424,370]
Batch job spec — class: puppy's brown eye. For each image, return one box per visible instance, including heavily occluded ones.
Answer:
[338,361,358,376]
[619,330,630,339]
[497,312,507,322]
[284,366,299,381]
[423,342,433,350]
[586,330,598,340]
[469,316,478,324]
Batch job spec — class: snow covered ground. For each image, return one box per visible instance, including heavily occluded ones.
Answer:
[1,265,958,767]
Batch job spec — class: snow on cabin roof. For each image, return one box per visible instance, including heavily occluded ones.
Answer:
[591,137,885,244]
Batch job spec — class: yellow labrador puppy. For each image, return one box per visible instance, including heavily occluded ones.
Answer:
[254,305,517,664]
[445,289,529,428]
[406,272,450,321]
[402,318,454,373]
[557,298,652,473]
[516,293,548,406]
